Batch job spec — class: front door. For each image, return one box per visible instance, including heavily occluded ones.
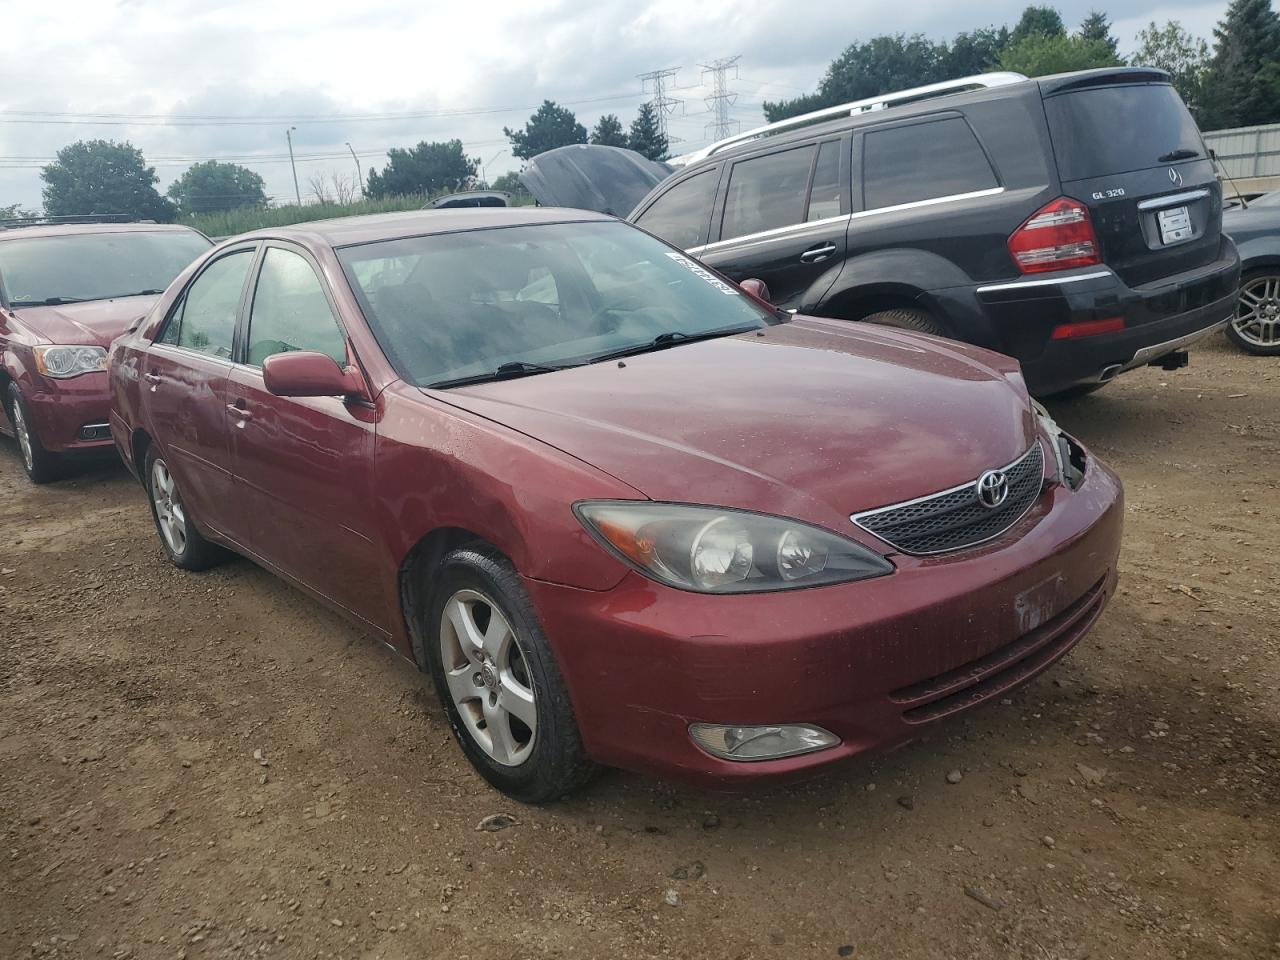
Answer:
[144,246,257,536]
[225,243,387,630]
[697,138,850,312]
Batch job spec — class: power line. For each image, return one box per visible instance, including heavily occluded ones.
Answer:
[700,56,741,141]
[637,67,685,145]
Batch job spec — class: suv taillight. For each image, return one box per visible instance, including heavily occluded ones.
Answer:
[1008,197,1101,274]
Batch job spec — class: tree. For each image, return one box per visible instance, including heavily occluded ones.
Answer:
[1079,10,1119,57]
[1198,0,1280,130]
[1130,21,1211,113]
[999,33,1123,76]
[503,101,588,160]
[627,103,669,161]
[943,28,1010,77]
[0,202,38,219]
[40,140,174,221]
[306,171,360,205]
[1010,5,1066,44]
[365,140,477,198]
[589,114,630,148]
[166,160,266,214]
[764,34,948,121]
[491,171,531,200]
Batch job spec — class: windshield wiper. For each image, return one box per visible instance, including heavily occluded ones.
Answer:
[9,296,91,306]
[426,360,576,390]
[1159,148,1200,162]
[586,325,759,364]
[106,289,165,298]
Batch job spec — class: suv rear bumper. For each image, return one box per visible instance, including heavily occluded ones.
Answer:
[963,242,1240,395]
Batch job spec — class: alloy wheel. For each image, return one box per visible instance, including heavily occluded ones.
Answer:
[1233,273,1280,348]
[150,458,188,556]
[11,399,34,472]
[439,589,537,767]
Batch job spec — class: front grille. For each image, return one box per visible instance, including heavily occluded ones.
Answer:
[852,442,1044,554]
[890,575,1107,724]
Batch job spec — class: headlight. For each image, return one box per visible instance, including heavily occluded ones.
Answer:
[575,501,893,594]
[33,345,107,379]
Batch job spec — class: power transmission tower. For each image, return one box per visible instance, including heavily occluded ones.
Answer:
[700,56,741,141]
[637,67,684,144]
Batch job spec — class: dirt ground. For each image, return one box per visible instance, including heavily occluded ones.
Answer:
[1,335,1277,960]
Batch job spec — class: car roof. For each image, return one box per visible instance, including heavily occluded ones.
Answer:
[246,206,615,248]
[0,222,204,243]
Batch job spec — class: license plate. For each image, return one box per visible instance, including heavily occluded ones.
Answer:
[1158,206,1193,245]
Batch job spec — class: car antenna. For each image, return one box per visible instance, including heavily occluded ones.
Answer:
[1210,148,1248,210]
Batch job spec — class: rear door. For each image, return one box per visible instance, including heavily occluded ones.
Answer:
[1041,79,1222,286]
[143,245,257,535]
[225,242,387,630]
[694,138,850,311]
[631,166,721,251]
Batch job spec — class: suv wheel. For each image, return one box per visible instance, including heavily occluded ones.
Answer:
[6,383,60,484]
[1227,269,1280,355]
[860,307,946,337]
[426,545,596,803]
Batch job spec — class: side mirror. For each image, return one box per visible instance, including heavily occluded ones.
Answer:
[262,351,366,399]
[740,278,772,305]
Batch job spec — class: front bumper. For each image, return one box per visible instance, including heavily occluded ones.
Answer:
[526,445,1124,788]
[971,244,1240,395]
[23,372,115,455]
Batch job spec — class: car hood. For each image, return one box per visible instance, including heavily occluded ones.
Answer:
[519,144,674,216]
[14,294,159,348]
[433,317,1038,531]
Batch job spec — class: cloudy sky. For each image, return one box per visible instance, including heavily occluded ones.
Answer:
[0,0,1230,210]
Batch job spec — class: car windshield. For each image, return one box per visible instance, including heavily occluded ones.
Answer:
[0,230,212,307]
[337,219,779,387]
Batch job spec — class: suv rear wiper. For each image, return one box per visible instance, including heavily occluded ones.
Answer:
[1159,148,1199,162]
[586,325,759,364]
[426,360,576,389]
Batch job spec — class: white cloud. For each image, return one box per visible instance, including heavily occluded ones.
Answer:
[0,0,1227,208]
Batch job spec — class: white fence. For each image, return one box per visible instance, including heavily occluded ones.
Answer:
[1202,122,1280,179]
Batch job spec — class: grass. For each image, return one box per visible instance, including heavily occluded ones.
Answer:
[179,189,537,239]
[179,195,429,239]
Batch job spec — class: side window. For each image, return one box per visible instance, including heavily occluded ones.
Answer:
[721,145,816,242]
[806,140,844,221]
[246,247,347,367]
[634,170,718,249]
[863,117,998,210]
[171,249,253,359]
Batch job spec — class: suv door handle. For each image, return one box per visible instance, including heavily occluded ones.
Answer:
[800,242,837,263]
[225,402,254,424]
[143,372,161,384]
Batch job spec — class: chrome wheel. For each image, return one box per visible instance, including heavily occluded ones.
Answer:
[150,458,188,556]
[439,589,537,767]
[1233,273,1280,348]
[10,398,34,472]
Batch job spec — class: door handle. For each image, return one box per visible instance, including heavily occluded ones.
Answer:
[143,372,161,384]
[225,402,254,423]
[800,242,837,263]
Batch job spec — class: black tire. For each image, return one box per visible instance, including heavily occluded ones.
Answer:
[860,307,947,337]
[6,383,61,484]
[1225,268,1280,356]
[425,545,596,803]
[142,446,223,571]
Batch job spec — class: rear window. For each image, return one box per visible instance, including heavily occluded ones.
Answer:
[863,117,998,210]
[1044,83,1204,181]
[721,145,815,241]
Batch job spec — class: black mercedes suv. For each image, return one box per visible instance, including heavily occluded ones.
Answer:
[623,67,1240,396]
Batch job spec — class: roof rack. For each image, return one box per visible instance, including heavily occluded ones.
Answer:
[0,214,134,230]
[682,72,1029,165]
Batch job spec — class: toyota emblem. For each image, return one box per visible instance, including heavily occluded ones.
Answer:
[1169,167,1183,186]
[976,470,1009,509]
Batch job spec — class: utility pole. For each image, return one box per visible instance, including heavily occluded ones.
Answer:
[345,142,364,198]
[481,148,506,187]
[637,67,684,144]
[700,55,741,141]
[285,126,301,206]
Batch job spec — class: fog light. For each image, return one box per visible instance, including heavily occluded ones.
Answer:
[689,722,839,762]
[79,423,109,441]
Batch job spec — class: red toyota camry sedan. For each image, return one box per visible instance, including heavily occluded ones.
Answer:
[108,208,1122,802]
[1,219,212,482]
